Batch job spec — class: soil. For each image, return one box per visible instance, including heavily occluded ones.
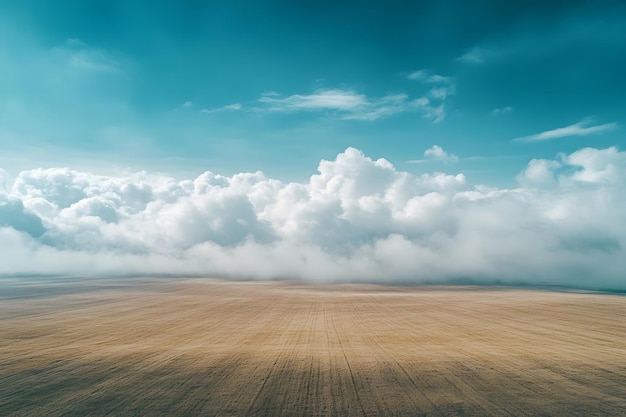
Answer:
[1,278,625,416]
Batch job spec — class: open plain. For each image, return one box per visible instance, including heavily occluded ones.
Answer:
[1,278,625,416]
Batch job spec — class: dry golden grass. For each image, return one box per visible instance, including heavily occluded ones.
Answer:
[1,278,625,416]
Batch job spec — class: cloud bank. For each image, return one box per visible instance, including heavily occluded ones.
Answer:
[1,146,625,289]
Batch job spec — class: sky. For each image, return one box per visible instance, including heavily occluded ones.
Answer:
[1,1,625,288]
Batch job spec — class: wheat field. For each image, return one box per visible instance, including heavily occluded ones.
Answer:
[1,278,625,416]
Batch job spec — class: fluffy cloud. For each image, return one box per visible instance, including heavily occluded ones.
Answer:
[424,145,459,163]
[408,145,459,164]
[1,146,625,289]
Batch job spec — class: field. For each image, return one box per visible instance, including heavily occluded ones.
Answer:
[1,278,625,416]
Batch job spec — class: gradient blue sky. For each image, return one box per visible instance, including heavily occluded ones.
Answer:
[1,0,624,185]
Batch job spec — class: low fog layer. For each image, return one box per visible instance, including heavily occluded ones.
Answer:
[1,147,624,289]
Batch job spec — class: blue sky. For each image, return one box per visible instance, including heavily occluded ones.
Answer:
[1,0,624,184]
[1,1,626,287]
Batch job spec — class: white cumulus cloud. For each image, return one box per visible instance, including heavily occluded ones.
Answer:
[409,145,459,164]
[424,145,459,163]
[1,146,625,289]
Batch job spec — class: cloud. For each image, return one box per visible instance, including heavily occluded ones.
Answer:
[404,71,455,122]
[1,146,626,289]
[258,89,444,122]
[457,9,626,69]
[428,85,456,100]
[410,98,447,123]
[259,89,368,111]
[457,47,485,64]
[339,94,408,121]
[0,31,131,159]
[0,198,46,237]
[183,101,193,108]
[491,106,512,115]
[223,103,242,111]
[516,159,560,186]
[56,38,121,73]
[513,118,618,142]
[201,103,242,113]
[424,145,459,163]
[408,145,459,164]
[259,90,372,113]
[407,70,454,84]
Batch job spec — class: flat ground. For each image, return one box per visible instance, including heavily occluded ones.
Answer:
[1,278,625,416]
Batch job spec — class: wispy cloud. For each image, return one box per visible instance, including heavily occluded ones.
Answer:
[257,86,453,123]
[201,103,242,113]
[491,106,512,115]
[258,89,403,121]
[183,101,193,108]
[58,38,121,73]
[409,98,447,123]
[259,89,368,112]
[428,85,456,100]
[407,70,454,84]
[513,118,618,142]
[408,145,459,163]
[222,103,242,111]
[340,94,408,121]
[457,47,485,64]
[404,70,455,123]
